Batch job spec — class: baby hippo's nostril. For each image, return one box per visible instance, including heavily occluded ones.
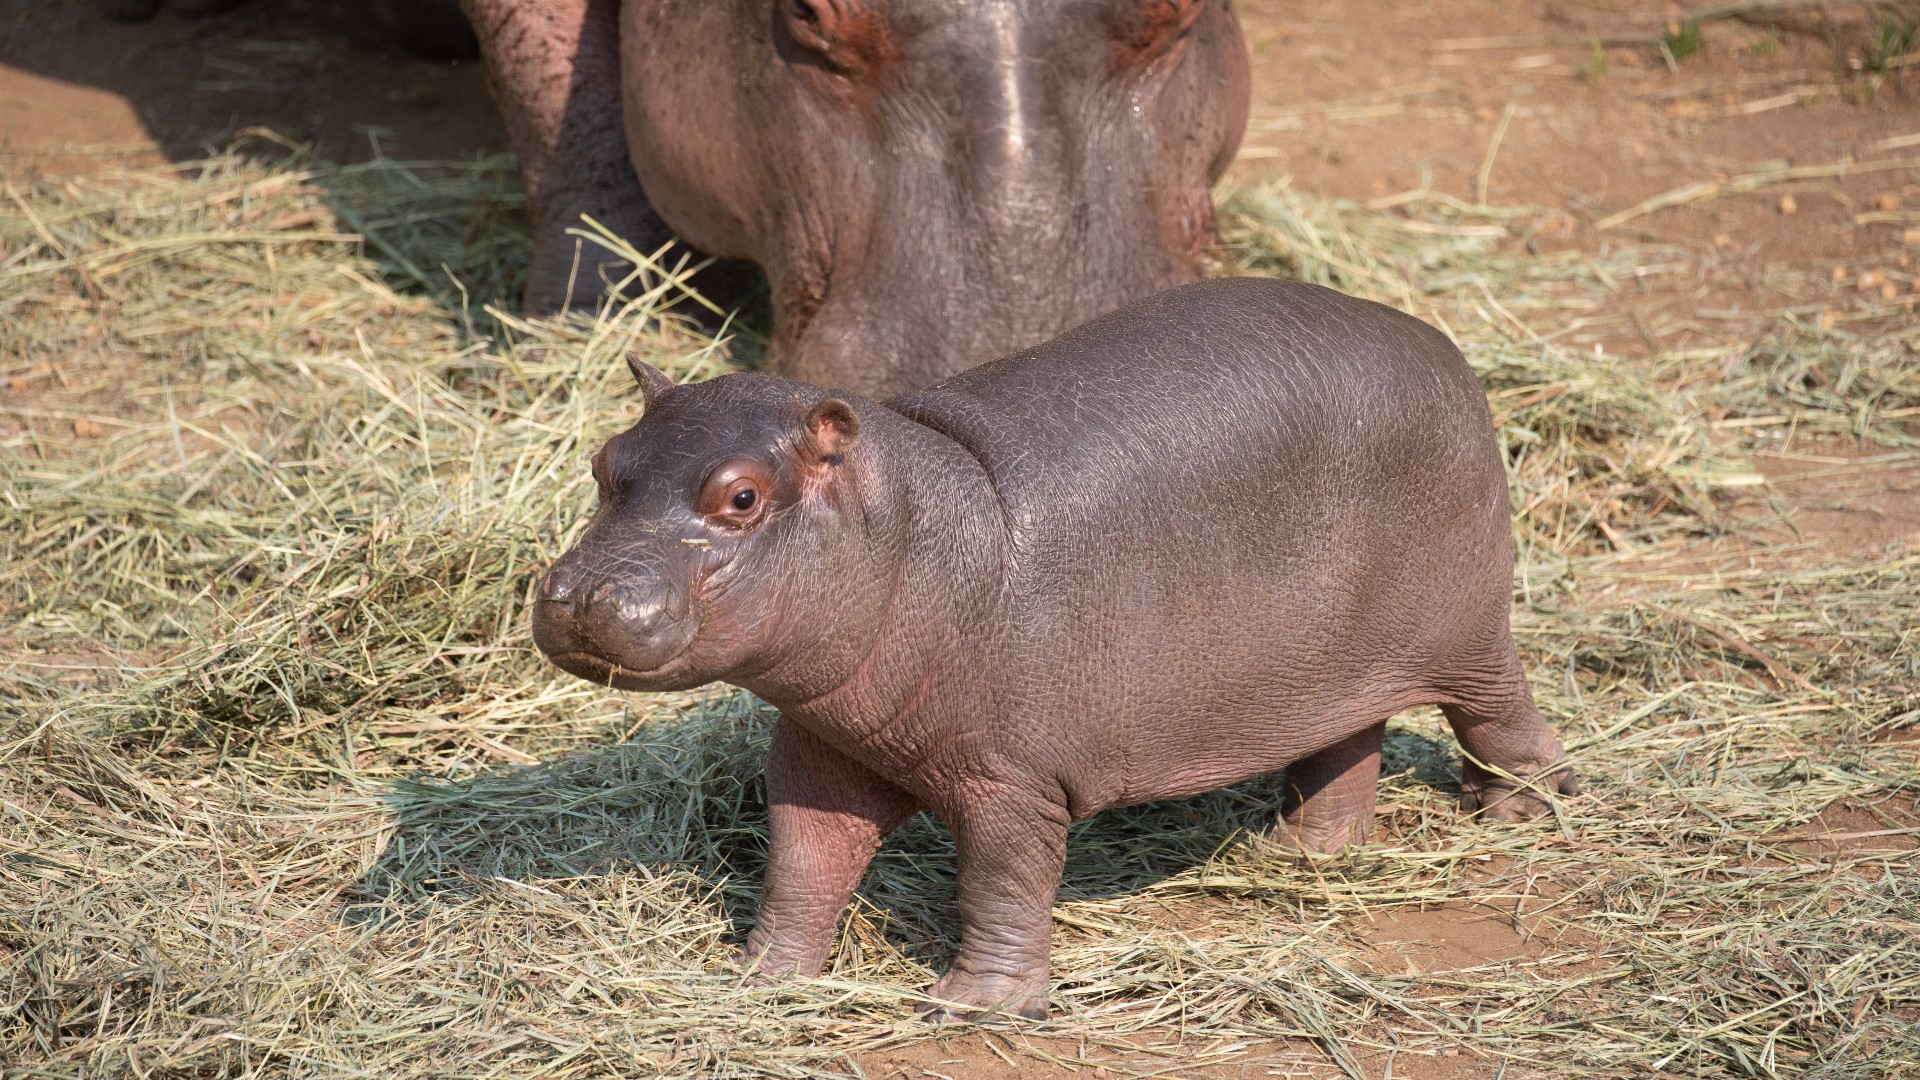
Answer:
[587,580,625,614]
[537,570,577,606]
[591,580,676,629]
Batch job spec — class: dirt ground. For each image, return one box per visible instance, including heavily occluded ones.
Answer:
[3,1,1917,1078]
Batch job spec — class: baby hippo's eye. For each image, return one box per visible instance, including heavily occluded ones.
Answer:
[696,459,774,527]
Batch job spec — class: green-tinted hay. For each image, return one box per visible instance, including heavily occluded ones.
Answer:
[2,154,1916,1078]
[1712,321,1920,448]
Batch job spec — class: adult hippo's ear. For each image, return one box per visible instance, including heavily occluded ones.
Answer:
[779,0,892,76]
[626,354,676,410]
[1116,0,1207,66]
[801,397,860,465]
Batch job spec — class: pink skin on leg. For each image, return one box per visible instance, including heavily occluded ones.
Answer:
[741,717,919,978]
[1271,721,1386,853]
[1443,648,1578,820]
[920,783,1069,1022]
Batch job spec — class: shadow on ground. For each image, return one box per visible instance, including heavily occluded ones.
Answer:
[343,693,1467,970]
[3,0,767,338]
[3,0,496,165]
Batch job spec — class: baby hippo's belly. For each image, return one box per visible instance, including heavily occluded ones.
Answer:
[1085,673,1440,813]
[1025,531,1505,818]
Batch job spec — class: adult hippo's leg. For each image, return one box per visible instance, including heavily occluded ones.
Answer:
[461,0,675,314]
[741,718,920,978]
[1270,722,1387,854]
[1442,642,1579,821]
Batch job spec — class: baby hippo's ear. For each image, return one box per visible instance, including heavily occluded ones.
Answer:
[802,397,860,464]
[626,354,676,409]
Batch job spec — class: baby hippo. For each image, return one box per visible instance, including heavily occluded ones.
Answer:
[532,278,1577,1020]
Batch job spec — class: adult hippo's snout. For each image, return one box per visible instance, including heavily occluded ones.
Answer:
[532,551,702,690]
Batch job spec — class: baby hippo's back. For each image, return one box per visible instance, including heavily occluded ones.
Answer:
[890,278,1517,811]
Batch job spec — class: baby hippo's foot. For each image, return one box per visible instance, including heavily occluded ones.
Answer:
[1269,722,1385,855]
[732,947,779,987]
[1267,815,1369,856]
[920,968,1049,1023]
[1460,759,1579,821]
[732,937,821,987]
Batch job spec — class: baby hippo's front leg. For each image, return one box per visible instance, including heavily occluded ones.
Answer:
[742,718,919,977]
[922,783,1071,1022]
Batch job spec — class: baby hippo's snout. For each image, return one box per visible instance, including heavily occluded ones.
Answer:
[531,559,698,687]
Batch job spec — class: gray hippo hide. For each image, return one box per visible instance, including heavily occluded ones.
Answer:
[530,278,1579,1020]
[462,0,1250,397]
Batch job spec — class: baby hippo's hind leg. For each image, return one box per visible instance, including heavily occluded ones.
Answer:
[1440,644,1578,821]
[1269,722,1386,853]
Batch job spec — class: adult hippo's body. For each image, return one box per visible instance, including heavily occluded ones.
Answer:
[531,279,1580,1019]
[462,0,1249,396]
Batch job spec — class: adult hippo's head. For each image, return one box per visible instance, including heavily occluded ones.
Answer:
[619,0,1249,396]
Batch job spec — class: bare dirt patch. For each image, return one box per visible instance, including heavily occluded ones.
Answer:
[1745,442,1920,553]
[0,0,499,173]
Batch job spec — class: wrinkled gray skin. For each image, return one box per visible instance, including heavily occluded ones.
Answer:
[532,279,1579,1020]
[461,0,1249,397]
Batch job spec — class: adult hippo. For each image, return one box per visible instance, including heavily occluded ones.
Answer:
[464,0,1249,396]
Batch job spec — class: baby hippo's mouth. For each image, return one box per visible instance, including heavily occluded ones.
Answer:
[531,559,711,691]
[543,644,706,692]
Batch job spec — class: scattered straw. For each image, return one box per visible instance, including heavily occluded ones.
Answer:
[1594,157,1920,232]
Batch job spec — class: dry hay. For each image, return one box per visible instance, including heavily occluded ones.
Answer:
[2,152,1917,1078]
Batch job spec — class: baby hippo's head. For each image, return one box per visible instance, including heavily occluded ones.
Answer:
[532,359,897,697]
